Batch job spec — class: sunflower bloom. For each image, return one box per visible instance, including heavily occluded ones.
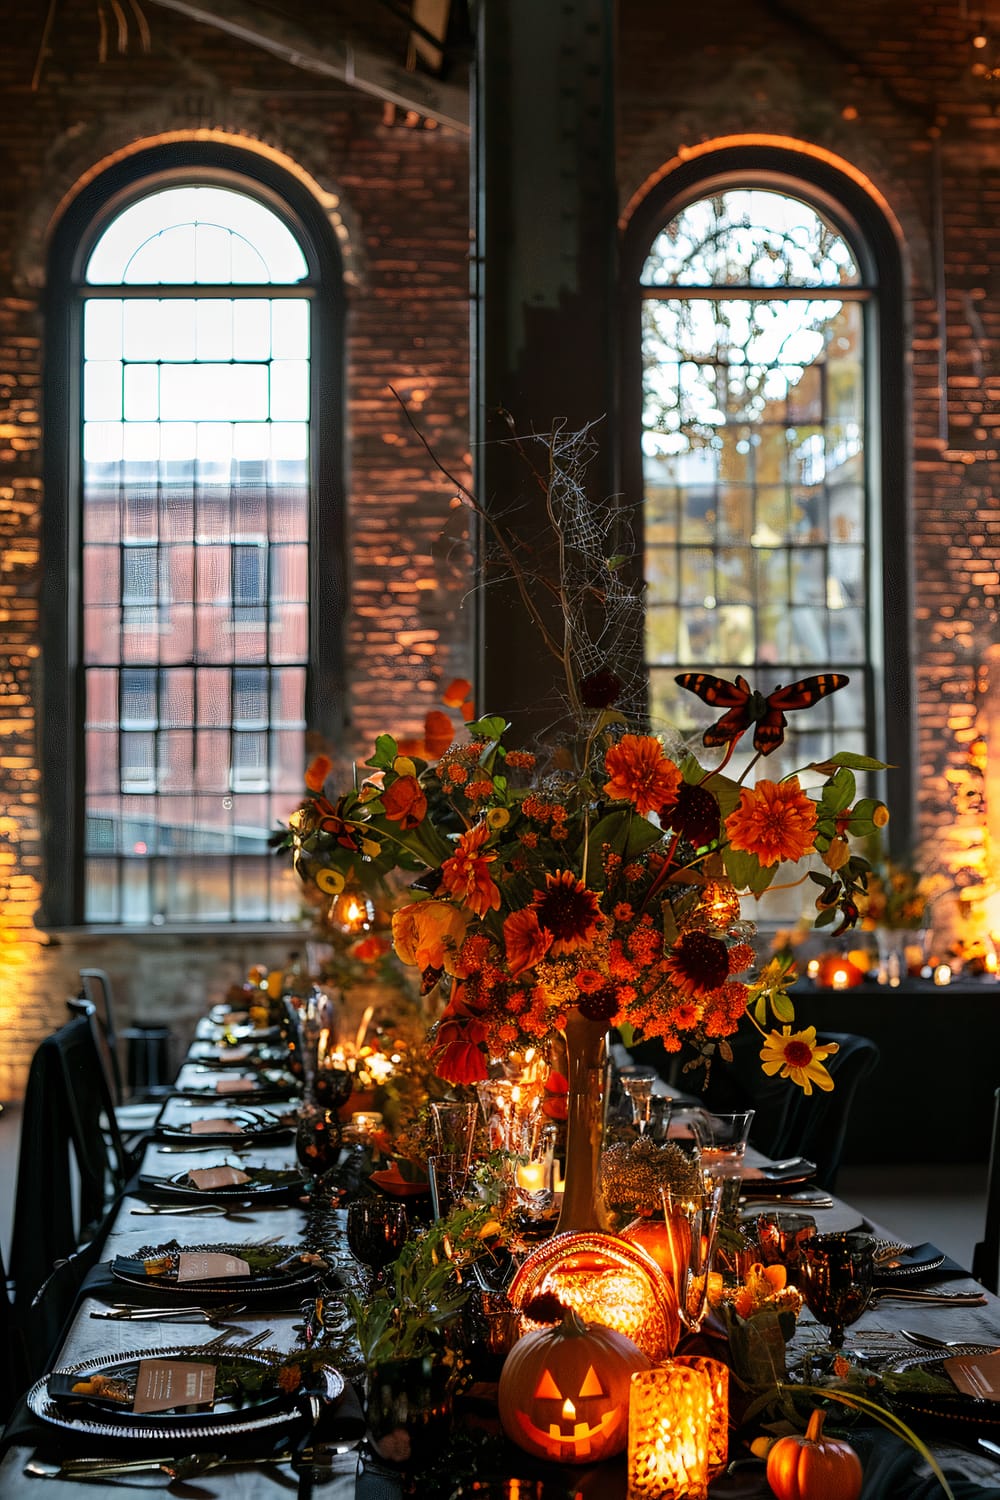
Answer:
[440,821,501,917]
[760,1025,839,1094]
[532,870,602,955]
[603,735,682,816]
[725,778,817,867]
[503,908,553,976]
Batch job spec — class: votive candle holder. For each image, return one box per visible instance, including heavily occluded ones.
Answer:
[627,1365,711,1499]
[669,1355,729,1476]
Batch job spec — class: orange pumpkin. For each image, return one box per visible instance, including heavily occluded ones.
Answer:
[766,1409,863,1500]
[498,1307,649,1464]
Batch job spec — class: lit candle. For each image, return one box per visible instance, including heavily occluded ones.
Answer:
[628,1365,711,1499]
[350,1110,383,1135]
[830,967,850,990]
[807,958,820,980]
[933,963,952,986]
[514,1160,549,1193]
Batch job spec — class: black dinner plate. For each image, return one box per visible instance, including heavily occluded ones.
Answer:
[138,1165,304,1201]
[157,1109,294,1144]
[187,1040,289,1069]
[741,1158,816,1186]
[886,1345,1000,1434]
[110,1241,330,1298]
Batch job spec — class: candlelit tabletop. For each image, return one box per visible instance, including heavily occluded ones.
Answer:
[4,1028,1000,1497]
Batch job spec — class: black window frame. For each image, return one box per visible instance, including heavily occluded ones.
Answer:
[40,141,347,928]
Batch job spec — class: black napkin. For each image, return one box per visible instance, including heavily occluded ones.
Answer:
[872,1242,969,1286]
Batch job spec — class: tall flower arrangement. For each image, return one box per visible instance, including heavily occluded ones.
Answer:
[280,422,888,1091]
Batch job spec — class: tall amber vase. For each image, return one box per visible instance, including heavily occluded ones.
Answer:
[554,1011,613,1234]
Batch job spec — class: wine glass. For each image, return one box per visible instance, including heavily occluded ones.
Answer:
[800,1231,874,1355]
[295,1104,343,1189]
[312,1064,353,1114]
[346,1198,409,1292]
[660,1179,724,1334]
[619,1065,657,1135]
[695,1109,755,1219]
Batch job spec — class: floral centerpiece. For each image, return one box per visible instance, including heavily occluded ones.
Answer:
[279,423,889,1228]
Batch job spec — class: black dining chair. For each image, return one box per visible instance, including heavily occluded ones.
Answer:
[79,967,125,1105]
[972,1086,1000,1293]
[0,1242,27,1424]
[8,1000,134,1314]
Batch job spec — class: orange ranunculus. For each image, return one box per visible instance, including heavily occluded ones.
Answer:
[503,908,553,976]
[603,735,681,816]
[392,900,469,974]
[440,821,501,917]
[424,710,454,760]
[304,754,333,793]
[381,774,428,829]
[442,678,473,709]
[724,777,817,868]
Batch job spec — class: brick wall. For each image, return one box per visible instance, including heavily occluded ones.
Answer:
[0,0,472,1093]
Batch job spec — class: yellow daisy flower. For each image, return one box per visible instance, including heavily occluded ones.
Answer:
[759,1025,839,1094]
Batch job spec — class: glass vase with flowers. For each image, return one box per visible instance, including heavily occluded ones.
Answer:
[279,424,890,1230]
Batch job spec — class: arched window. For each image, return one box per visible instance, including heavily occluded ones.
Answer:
[622,147,909,832]
[42,145,344,926]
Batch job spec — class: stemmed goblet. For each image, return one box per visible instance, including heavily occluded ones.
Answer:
[294,1104,343,1191]
[800,1231,874,1357]
[346,1198,409,1293]
[312,1063,354,1114]
[618,1065,658,1135]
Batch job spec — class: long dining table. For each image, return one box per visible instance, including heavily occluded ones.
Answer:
[4,1018,1000,1498]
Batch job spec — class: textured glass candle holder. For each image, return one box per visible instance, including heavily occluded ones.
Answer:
[670,1355,729,1476]
[627,1365,711,1500]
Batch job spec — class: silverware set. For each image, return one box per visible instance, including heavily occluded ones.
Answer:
[89,1301,247,1323]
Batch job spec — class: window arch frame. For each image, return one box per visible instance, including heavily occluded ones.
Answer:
[620,142,911,847]
[40,140,347,928]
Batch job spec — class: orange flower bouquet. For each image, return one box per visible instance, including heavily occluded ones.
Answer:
[279,424,889,1093]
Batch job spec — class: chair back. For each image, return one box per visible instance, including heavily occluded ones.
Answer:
[768,1030,881,1190]
[972,1086,1000,1293]
[8,1002,129,1311]
[79,967,124,1104]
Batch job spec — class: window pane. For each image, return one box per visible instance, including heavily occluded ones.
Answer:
[81,181,314,923]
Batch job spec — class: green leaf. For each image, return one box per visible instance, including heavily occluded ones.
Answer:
[817,766,856,814]
[366,733,399,771]
[808,753,894,772]
[467,715,508,742]
[771,990,796,1024]
[617,1021,635,1047]
[723,845,777,895]
[814,905,836,928]
[753,995,768,1027]
[588,810,662,856]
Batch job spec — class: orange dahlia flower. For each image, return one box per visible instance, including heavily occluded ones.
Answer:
[440,821,501,917]
[503,908,553,975]
[724,777,817,867]
[603,734,682,816]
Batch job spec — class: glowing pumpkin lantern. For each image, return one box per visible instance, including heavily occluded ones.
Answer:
[498,1307,649,1463]
[506,1231,680,1361]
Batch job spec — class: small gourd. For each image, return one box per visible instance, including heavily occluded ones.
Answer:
[766,1408,863,1500]
[498,1307,649,1464]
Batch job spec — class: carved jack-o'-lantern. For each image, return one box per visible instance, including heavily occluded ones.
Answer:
[498,1307,650,1463]
[507,1231,680,1361]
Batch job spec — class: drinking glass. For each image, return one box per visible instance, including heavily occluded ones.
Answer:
[800,1231,874,1351]
[755,1211,817,1286]
[294,1104,343,1187]
[619,1065,658,1135]
[312,1063,354,1114]
[660,1179,724,1334]
[430,1101,478,1174]
[427,1153,470,1221]
[696,1109,755,1219]
[346,1198,409,1292]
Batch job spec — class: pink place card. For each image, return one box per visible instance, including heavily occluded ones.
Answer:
[212,1045,252,1062]
[190,1117,244,1135]
[176,1251,251,1281]
[186,1166,250,1191]
[133,1359,216,1414]
[216,1076,256,1093]
[944,1349,1000,1401]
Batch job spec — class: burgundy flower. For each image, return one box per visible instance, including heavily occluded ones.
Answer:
[666,781,720,847]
